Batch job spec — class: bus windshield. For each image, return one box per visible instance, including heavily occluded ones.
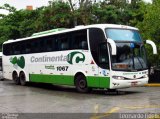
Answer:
[110,43,147,71]
[105,28,147,71]
[106,29,142,42]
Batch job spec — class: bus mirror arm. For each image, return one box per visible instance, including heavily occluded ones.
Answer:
[146,40,157,54]
[107,38,117,55]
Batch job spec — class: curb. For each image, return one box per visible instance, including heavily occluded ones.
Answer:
[144,83,160,87]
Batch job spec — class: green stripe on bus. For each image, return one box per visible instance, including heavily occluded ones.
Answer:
[86,76,110,88]
[29,74,110,88]
[29,74,74,86]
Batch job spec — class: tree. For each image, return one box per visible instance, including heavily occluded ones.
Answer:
[137,0,160,65]
[0,4,16,18]
[67,0,95,25]
[35,1,72,31]
[90,3,119,24]
[0,4,41,49]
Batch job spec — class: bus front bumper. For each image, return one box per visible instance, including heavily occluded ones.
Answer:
[110,78,148,89]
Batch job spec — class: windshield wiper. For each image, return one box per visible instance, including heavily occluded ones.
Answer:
[136,56,143,69]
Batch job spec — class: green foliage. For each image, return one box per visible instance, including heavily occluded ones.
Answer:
[0,0,160,66]
[91,4,119,24]
[136,0,160,65]
[0,3,16,13]
[35,1,72,31]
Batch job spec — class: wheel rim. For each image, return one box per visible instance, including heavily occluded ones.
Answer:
[79,79,86,89]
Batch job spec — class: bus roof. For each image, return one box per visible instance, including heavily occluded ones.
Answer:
[3,24,138,44]
[32,28,67,37]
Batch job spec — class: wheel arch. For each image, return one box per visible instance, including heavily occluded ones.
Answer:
[74,71,87,85]
[19,71,24,75]
[12,70,18,78]
[18,70,29,82]
[12,70,20,85]
[74,71,92,93]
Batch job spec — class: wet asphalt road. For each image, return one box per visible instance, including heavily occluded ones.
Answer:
[0,80,160,114]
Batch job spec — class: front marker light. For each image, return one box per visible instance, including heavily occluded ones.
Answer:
[112,76,124,80]
[142,75,148,78]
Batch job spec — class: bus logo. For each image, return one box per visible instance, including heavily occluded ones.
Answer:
[133,75,136,79]
[10,56,25,69]
[67,52,85,64]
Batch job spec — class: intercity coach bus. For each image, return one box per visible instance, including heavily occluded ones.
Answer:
[2,24,157,92]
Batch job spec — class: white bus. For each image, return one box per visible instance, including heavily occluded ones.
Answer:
[2,24,157,92]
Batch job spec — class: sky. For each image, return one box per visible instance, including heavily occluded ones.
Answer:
[0,0,50,14]
[0,0,152,15]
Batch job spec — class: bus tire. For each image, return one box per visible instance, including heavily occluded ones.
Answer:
[12,72,20,85]
[75,75,90,93]
[107,89,117,92]
[19,72,26,86]
[0,78,4,81]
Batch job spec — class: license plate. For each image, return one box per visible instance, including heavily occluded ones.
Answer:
[131,82,138,86]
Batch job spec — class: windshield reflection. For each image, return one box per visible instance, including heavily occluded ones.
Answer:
[111,43,147,71]
[106,29,142,42]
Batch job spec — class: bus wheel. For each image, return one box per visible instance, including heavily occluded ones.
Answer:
[107,89,117,92]
[19,72,26,86]
[75,75,90,93]
[12,72,20,85]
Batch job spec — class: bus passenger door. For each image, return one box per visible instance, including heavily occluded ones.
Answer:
[98,43,110,88]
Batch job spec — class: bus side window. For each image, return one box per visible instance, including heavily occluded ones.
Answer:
[7,44,13,55]
[10,45,14,55]
[39,39,44,52]
[20,42,26,54]
[98,43,109,69]
[89,28,108,69]
[61,43,66,50]
[13,44,20,55]
[31,40,37,53]
[58,34,69,51]
[33,40,40,53]
[46,40,52,52]
[37,35,57,52]
[79,41,88,50]
[26,42,31,53]
[72,30,88,50]
[3,44,11,55]
[54,38,58,51]
[19,41,26,54]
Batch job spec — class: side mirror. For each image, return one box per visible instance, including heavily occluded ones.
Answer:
[146,40,157,54]
[107,38,117,55]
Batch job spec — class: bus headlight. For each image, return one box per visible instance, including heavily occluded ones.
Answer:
[112,76,124,80]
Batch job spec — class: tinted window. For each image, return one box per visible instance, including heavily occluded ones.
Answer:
[3,44,10,55]
[98,43,109,69]
[20,42,26,54]
[58,34,70,51]
[30,40,37,53]
[72,29,88,50]
[89,28,109,69]
[106,29,142,42]
[25,42,31,53]
[46,38,54,52]
[3,30,88,56]
[32,40,40,53]
[13,44,19,55]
